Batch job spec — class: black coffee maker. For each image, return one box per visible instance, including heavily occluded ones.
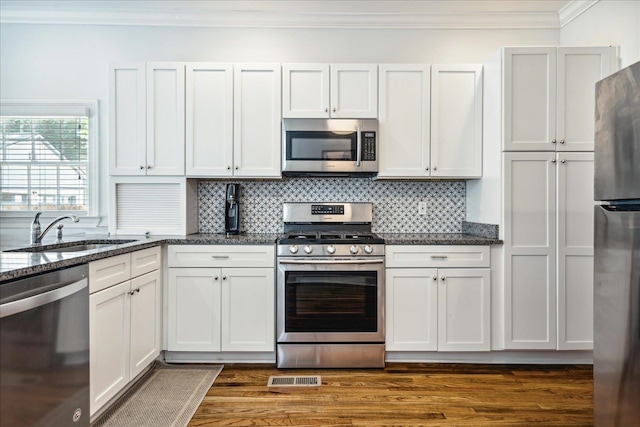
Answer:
[225,183,241,235]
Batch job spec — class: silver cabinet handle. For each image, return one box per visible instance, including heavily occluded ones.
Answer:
[559,139,565,144]
[211,255,229,259]
[561,159,566,163]
[441,276,446,281]
[1,278,87,318]
[325,108,328,113]
[333,107,336,112]
[433,276,437,281]
[430,255,448,260]
[140,165,144,170]
[227,166,231,170]
[425,167,429,171]
[235,166,239,170]
[551,139,557,144]
[147,165,151,169]
[222,276,227,280]
[433,166,437,171]
[551,158,556,163]
[214,276,219,280]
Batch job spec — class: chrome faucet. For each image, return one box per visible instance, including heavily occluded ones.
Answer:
[30,212,80,244]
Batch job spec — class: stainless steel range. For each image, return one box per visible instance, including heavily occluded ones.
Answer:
[276,202,385,368]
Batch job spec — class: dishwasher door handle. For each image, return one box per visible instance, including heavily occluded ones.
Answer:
[0,278,88,318]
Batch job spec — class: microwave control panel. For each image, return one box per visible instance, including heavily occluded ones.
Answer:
[362,132,376,161]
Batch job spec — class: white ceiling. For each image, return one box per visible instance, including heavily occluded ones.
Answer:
[0,0,598,29]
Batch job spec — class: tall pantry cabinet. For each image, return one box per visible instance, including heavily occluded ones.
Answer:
[502,46,616,350]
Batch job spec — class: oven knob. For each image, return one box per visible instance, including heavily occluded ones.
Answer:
[289,245,298,254]
[304,245,313,254]
[350,245,360,255]
[364,245,374,254]
[326,245,336,254]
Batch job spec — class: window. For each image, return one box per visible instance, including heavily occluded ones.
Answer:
[0,100,98,216]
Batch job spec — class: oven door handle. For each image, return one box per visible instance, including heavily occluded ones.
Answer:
[278,259,384,265]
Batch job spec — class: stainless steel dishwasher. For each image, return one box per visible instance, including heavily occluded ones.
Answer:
[0,264,89,427]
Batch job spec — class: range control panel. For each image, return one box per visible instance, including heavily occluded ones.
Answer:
[311,204,345,215]
[362,131,376,161]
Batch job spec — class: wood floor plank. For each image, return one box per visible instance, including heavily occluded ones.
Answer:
[189,363,593,426]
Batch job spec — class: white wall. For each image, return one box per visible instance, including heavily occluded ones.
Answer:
[561,0,640,67]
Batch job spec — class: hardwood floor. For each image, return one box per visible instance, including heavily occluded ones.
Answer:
[189,363,593,426]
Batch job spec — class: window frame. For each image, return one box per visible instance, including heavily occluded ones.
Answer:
[0,99,99,219]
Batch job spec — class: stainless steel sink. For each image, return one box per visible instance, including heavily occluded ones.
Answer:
[5,239,138,253]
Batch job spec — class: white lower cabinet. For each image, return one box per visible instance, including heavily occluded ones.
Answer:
[89,247,162,417]
[385,246,491,352]
[167,245,275,353]
[503,152,595,350]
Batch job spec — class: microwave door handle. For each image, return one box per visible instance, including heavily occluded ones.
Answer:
[356,124,362,167]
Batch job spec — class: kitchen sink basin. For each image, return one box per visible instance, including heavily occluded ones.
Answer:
[5,239,138,253]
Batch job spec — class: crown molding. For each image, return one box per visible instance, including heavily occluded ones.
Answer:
[0,1,589,30]
[558,0,599,27]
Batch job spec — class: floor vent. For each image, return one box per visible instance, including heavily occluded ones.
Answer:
[267,375,321,390]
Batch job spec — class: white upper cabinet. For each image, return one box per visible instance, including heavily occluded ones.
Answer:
[109,63,185,175]
[378,64,431,178]
[282,63,378,118]
[503,46,616,152]
[431,64,483,178]
[378,64,483,179]
[233,64,282,178]
[109,63,147,175]
[282,63,330,118]
[185,63,234,176]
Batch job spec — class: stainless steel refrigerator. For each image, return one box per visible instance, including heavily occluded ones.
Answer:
[594,60,640,426]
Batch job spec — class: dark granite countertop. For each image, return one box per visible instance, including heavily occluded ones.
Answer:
[378,233,502,246]
[0,233,279,283]
[1,231,500,283]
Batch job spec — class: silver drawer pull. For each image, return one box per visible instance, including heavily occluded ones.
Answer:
[430,255,448,260]
[211,255,230,259]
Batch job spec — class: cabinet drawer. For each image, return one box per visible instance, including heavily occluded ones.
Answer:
[90,253,131,294]
[131,246,161,278]
[385,245,490,268]
[168,245,275,268]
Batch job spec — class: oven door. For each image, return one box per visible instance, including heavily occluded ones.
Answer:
[277,257,385,343]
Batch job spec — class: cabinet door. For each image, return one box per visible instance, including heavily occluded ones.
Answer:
[330,64,378,118]
[557,152,594,350]
[233,64,281,178]
[282,63,330,118]
[146,62,185,175]
[431,64,483,178]
[221,267,275,352]
[557,47,616,152]
[385,268,438,351]
[503,152,557,349]
[167,268,221,351]
[90,281,130,415]
[377,65,431,178]
[503,47,557,151]
[437,269,490,351]
[109,63,146,175]
[129,270,162,378]
[185,63,233,176]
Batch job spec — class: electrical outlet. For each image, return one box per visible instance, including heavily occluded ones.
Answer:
[418,202,427,216]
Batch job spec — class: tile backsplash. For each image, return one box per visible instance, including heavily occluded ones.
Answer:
[198,178,465,234]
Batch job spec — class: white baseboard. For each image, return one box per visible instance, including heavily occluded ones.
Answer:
[385,350,593,364]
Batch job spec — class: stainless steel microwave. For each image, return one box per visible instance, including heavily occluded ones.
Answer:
[282,119,378,176]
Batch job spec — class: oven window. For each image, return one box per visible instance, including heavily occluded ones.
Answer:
[284,271,378,333]
[286,131,356,161]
